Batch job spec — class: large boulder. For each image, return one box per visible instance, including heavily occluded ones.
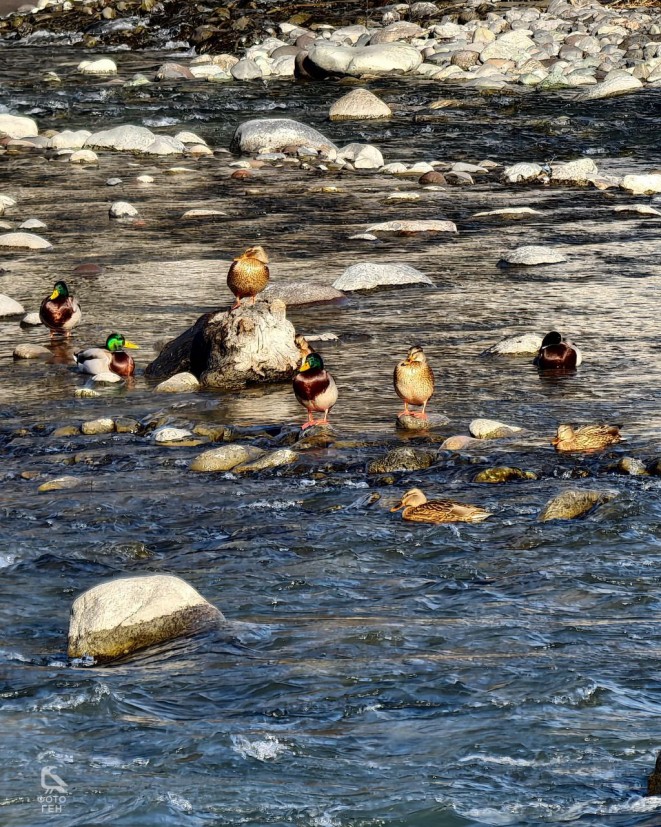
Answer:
[307,42,423,77]
[85,124,185,154]
[329,88,392,121]
[145,300,300,388]
[0,114,38,139]
[333,262,433,291]
[230,118,336,154]
[67,574,223,662]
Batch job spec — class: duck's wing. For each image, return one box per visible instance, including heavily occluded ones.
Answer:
[75,347,110,374]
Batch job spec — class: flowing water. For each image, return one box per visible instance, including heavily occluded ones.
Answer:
[1,45,661,827]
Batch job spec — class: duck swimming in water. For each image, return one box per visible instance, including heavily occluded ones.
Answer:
[75,333,139,377]
[227,245,270,309]
[552,423,621,453]
[39,280,82,336]
[534,331,582,369]
[391,488,492,524]
[293,351,338,429]
[394,345,435,419]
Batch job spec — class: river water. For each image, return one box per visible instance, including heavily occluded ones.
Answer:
[1,45,661,827]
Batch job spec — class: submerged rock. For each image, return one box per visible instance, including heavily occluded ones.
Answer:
[14,343,50,359]
[234,448,298,472]
[538,489,615,521]
[368,446,436,474]
[67,574,223,662]
[473,207,541,219]
[502,162,543,184]
[190,443,264,472]
[78,57,117,75]
[550,158,598,184]
[474,466,537,483]
[441,434,482,450]
[333,262,433,291]
[262,282,345,306]
[155,372,200,393]
[38,476,82,493]
[365,219,457,235]
[230,118,336,154]
[500,246,567,266]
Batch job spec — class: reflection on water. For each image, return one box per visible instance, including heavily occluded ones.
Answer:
[1,46,661,827]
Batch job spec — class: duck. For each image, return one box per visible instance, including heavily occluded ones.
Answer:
[394,345,435,419]
[534,331,582,369]
[391,488,492,524]
[295,334,313,361]
[552,424,621,453]
[75,333,139,377]
[293,351,338,429]
[227,245,269,309]
[39,280,82,336]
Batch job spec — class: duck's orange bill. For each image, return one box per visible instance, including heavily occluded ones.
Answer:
[49,289,59,300]
[123,341,139,349]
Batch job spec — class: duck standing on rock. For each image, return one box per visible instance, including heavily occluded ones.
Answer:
[394,345,435,419]
[534,331,582,369]
[75,333,139,377]
[293,351,338,429]
[552,424,621,453]
[39,280,81,337]
[391,488,492,524]
[227,245,269,309]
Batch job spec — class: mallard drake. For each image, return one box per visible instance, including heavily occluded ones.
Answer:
[552,424,621,453]
[227,245,269,309]
[534,331,582,369]
[394,345,435,419]
[293,351,338,429]
[391,488,492,524]
[75,333,139,377]
[39,280,82,336]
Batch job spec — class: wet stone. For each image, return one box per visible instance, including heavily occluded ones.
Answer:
[368,446,436,474]
[38,475,82,492]
[81,418,116,435]
[115,417,141,434]
[396,413,450,431]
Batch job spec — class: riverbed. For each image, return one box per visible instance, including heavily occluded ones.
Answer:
[1,41,661,827]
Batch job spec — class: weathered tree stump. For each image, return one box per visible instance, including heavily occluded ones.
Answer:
[146,300,300,388]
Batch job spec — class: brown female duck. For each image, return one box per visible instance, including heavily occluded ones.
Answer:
[394,345,435,419]
[552,424,621,453]
[391,488,492,524]
[227,245,269,309]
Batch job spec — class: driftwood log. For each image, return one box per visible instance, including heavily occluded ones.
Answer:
[145,300,300,389]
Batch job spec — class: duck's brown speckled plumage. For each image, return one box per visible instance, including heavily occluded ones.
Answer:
[552,424,621,453]
[391,488,491,524]
[227,245,269,305]
[394,345,435,416]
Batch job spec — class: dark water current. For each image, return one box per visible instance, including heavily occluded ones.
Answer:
[1,46,661,826]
